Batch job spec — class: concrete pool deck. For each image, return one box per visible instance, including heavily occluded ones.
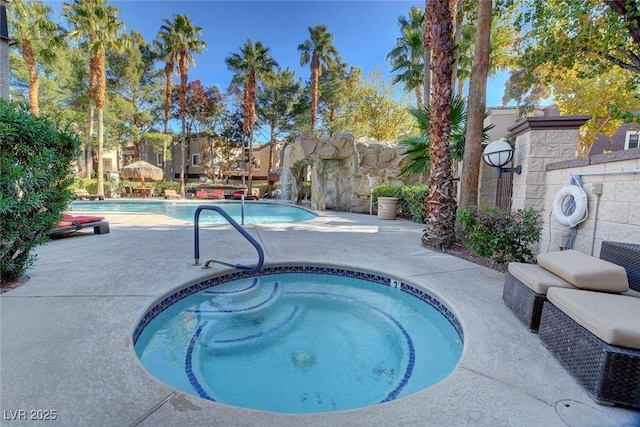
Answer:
[1,209,639,426]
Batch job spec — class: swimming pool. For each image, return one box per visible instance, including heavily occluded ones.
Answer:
[133,265,463,414]
[69,200,317,224]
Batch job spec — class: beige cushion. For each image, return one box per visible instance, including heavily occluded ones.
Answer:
[537,250,628,293]
[508,262,575,294]
[547,287,640,349]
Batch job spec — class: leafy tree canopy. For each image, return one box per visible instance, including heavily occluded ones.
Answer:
[553,66,639,156]
[514,0,640,87]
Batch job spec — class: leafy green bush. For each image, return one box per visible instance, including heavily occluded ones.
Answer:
[457,206,542,265]
[70,178,94,190]
[0,100,81,284]
[300,181,311,200]
[74,178,123,197]
[150,180,179,193]
[372,184,429,223]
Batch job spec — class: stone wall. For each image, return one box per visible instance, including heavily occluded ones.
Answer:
[510,116,590,211]
[511,116,640,257]
[287,133,407,212]
[543,149,640,256]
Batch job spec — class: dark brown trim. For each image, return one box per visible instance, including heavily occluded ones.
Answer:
[546,147,640,171]
[509,116,592,137]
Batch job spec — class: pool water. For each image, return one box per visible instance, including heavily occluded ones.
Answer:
[70,200,316,223]
[134,268,463,414]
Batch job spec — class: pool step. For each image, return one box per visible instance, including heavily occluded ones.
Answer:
[198,303,301,350]
[190,280,279,316]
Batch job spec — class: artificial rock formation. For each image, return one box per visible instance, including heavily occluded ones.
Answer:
[286,132,407,213]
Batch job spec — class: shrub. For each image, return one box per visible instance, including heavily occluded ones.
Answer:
[70,177,94,190]
[151,180,179,193]
[372,184,429,223]
[0,100,81,284]
[457,206,542,265]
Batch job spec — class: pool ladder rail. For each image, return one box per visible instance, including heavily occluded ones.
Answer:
[193,202,264,273]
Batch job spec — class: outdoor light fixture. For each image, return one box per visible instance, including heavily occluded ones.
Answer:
[482,138,522,178]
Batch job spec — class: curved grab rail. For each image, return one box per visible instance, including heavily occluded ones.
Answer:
[193,205,264,273]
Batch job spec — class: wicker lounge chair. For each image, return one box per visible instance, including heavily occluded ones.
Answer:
[163,189,180,199]
[502,262,575,331]
[503,244,639,332]
[538,287,640,409]
[49,214,110,238]
[599,241,640,291]
[73,189,104,200]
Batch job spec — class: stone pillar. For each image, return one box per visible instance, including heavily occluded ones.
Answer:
[0,0,10,100]
[310,155,325,211]
[508,116,591,211]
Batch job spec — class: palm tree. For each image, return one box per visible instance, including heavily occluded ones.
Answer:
[298,25,338,130]
[64,0,124,197]
[8,0,65,116]
[154,19,179,178]
[423,0,457,249]
[398,95,493,179]
[157,14,206,195]
[226,39,277,192]
[386,6,424,108]
[459,0,493,211]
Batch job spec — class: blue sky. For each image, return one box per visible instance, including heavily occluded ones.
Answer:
[45,0,509,106]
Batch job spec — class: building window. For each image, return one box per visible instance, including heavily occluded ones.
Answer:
[625,131,639,150]
[156,153,163,166]
[192,153,201,166]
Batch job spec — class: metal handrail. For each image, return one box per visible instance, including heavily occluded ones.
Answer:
[193,205,264,273]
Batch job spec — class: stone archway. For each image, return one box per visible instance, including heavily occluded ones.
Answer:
[289,158,313,203]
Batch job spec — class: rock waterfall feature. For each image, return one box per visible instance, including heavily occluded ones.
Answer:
[287,133,408,213]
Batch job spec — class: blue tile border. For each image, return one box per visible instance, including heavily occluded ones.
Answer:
[185,322,215,401]
[133,265,464,345]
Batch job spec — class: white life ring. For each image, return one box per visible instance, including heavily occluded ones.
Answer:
[552,185,588,227]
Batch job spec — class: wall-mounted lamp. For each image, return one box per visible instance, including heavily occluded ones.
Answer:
[482,138,522,178]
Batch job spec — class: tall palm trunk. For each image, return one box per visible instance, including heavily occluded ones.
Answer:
[423,0,432,106]
[95,52,106,197]
[243,71,257,194]
[178,58,187,196]
[310,52,320,129]
[423,0,456,249]
[86,55,99,179]
[163,62,173,180]
[459,0,492,211]
[164,64,173,134]
[96,108,104,195]
[21,38,39,116]
[414,86,423,108]
[86,103,94,178]
[450,0,460,91]
[268,127,276,174]
[180,117,186,194]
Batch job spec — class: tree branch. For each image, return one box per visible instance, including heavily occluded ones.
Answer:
[607,0,640,46]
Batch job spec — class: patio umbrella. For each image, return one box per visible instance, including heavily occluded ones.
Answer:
[120,160,163,189]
